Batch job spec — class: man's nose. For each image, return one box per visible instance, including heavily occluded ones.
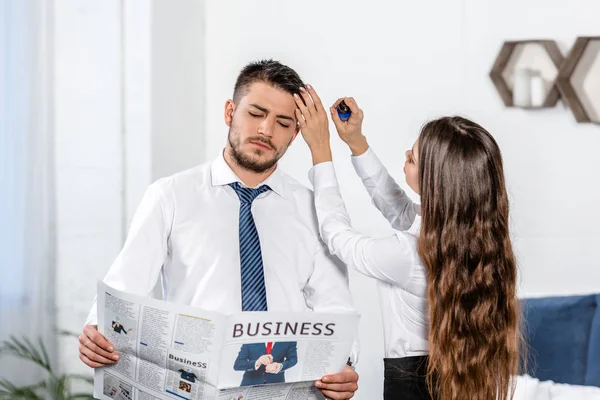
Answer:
[257,119,274,137]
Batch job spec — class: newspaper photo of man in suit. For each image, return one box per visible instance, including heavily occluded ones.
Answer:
[233,341,297,386]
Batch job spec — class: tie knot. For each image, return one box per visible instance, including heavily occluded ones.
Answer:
[229,182,270,204]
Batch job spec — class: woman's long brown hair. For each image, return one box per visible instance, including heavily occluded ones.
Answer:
[416,117,523,400]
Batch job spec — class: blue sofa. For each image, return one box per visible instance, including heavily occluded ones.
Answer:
[522,293,600,387]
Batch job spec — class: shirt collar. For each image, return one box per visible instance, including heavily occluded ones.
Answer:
[210,149,287,198]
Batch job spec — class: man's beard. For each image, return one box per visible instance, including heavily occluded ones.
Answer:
[228,127,286,173]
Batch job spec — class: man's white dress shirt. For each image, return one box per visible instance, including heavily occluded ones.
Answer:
[86,152,357,345]
[309,147,429,359]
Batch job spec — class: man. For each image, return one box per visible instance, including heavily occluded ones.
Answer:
[110,321,131,335]
[78,60,359,399]
[233,342,297,386]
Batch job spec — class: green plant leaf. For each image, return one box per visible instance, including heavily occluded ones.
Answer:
[0,336,52,373]
[68,394,95,400]
[0,378,44,400]
[57,329,80,339]
[48,375,70,400]
[38,337,51,369]
[0,332,94,400]
[24,337,51,370]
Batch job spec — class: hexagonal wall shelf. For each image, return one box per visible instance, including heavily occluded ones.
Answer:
[490,40,564,109]
[556,36,600,124]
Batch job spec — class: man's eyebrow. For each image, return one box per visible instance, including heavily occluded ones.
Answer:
[250,103,294,121]
[250,103,268,113]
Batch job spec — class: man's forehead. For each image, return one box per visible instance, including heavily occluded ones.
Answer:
[242,82,296,111]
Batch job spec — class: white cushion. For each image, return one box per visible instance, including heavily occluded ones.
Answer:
[513,375,600,400]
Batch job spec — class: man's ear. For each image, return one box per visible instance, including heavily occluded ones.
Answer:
[224,99,235,127]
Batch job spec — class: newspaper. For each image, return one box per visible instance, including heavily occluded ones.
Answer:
[94,282,360,400]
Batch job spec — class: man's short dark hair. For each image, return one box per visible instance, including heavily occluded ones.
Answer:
[233,59,305,102]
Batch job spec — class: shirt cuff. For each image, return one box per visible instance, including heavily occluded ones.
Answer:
[350,147,385,179]
[85,299,98,326]
[308,161,339,190]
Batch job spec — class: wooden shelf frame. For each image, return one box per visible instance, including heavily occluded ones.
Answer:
[490,40,564,109]
[556,36,600,124]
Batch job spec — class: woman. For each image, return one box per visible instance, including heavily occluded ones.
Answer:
[293,85,523,400]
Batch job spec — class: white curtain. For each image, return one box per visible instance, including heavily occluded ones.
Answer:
[0,0,56,384]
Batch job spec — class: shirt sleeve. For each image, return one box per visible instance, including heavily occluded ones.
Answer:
[85,181,171,325]
[308,161,418,288]
[351,147,419,231]
[302,224,360,365]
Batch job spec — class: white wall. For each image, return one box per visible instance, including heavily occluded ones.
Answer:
[53,0,205,379]
[151,0,205,182]
[54,0,124,375]
[204,1,600,398]
[459,0,600,298]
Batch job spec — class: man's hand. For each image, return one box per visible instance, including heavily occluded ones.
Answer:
[79,324,119,368]
[294,85,333,165]
[330,97,368,157]
[265,362,282,374]
[314,365,359,400]
[255,354,274,369]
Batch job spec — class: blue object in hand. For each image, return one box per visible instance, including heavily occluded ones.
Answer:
[336,100,351,122]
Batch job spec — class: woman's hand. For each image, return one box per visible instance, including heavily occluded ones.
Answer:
[330,97,368,156]
[294,85,333,165]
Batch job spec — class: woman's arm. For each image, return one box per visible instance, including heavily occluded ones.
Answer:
[309,162,417,286]
[351,147,418,231]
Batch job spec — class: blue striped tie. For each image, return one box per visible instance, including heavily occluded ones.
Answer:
[229,182,270,311]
